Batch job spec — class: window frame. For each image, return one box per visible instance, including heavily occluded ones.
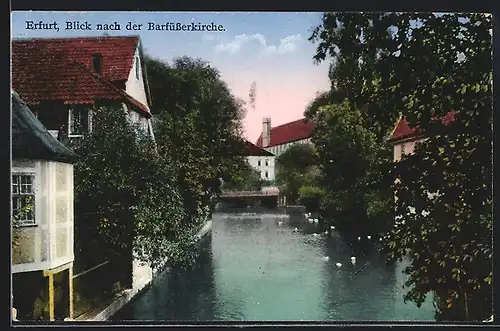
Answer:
[68,106,92,137]
[12,172,36,227]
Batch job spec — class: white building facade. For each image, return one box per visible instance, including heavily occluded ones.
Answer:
[247,154,275,181]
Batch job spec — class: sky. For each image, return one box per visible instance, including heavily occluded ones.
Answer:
[11,11,332,142]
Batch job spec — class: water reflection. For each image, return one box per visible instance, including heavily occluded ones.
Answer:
[113,211,435,321]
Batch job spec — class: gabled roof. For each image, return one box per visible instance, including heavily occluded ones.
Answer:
[12,36,139,82]
[12,91,78,164]
[388,112,456,143]
[13,57,151,117]
[244,140,274,157]
[256,118,315,148]
[11,36,151,116]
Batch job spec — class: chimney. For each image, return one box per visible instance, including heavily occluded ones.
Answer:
[92,53,103,74]
[262,117,271,147]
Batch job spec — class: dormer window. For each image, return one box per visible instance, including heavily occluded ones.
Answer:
[135,56,140,80]
[92,53,103,74]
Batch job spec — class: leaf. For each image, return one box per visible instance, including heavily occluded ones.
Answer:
[408,99,414,109]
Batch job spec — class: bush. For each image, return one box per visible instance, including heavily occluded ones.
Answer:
[69,104,200,270]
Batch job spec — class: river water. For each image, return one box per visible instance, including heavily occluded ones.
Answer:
[112,211,436,321]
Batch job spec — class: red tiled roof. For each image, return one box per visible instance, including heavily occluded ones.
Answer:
[256,118,315,147]
[11,36,150,116]
[13,57,150,117]
[12,36,139,82]
[244,140,274,156]
[388,112,456,143]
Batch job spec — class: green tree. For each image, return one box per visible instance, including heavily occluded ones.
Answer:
[222,158,264,191]
[70,104,199,271]
[312,102,392,234]
[275,143,319,205]
[145,56,246,225]
[310,12,492,320]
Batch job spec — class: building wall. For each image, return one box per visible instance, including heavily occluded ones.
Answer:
[264,138,312,157]
[12,159,74,274]
[122,103,153,139]
[392,137,428,162]
[246,155,275,181]
[125,47,150,112]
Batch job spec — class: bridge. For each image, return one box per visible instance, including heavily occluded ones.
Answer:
[218,189,280,208]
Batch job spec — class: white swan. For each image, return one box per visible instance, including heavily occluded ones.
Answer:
[367,235,372,240]
[324,230,329,235]
[278,221,283,226]
[330,225,335,230]
[293,227,298,232]
[379,237,383,241]
[357,236,361,241]
[336,262,342,267]
[312,233,319,237]
[351,256,356,261]
[308,218,314,223]
[313,218,319,223]
[323,256,330,261]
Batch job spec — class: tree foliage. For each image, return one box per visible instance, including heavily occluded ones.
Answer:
[276,143,320,206]
[70,105,199,270]
[145,55,246,221]
[312,102,392,234]
[222,158,264,191]
[310,12,492,320]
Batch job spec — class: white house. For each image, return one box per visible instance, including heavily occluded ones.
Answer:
[11,36,159,319]
[11,36,155,141]
[255,117,315,157]
[11,91,79,321]
[243,140,276,182]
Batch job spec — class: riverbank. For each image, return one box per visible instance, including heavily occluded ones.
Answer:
[75,219,213,321]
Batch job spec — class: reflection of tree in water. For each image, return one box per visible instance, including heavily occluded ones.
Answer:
[163,234,216,320]
[114,234,217,321]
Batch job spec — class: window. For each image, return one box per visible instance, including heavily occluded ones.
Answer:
[265,171,269,179]
[12,173,35,226]
[401,143,406,156]
[258,160,261,166]
[68,107,91,136]
[135,57,140,80]
[265,160,269,166]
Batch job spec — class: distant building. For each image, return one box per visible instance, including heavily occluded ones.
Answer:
[11,91,78,321]
[243,140,275,182]
[387,112,455,161]
[255,117,315,157]
[11,36,154,141]
[387,112,456,217]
